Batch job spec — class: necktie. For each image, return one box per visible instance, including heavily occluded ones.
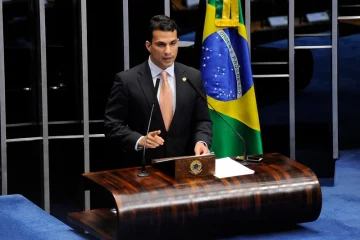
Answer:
[159,71,173,131]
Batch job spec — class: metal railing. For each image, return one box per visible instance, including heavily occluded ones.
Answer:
[0,0,343,212]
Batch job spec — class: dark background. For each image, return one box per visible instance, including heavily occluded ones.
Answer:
[1,0,360,223]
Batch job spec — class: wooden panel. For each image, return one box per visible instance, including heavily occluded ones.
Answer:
[152,153,215,179]
[69,153,322,239]
[68,209,117,240]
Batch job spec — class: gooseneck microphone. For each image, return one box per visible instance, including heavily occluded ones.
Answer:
[182,77,250,165]
[138,78,161,177]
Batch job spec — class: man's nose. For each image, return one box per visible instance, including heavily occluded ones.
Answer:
[164,45,171,54]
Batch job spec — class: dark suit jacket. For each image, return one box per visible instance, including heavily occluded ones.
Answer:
[104,61,212,168]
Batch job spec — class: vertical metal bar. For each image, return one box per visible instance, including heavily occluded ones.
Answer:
[38,0,50,212]
[245,0,251,52]
[123,0,130,70]
[164,0,170,17]
[288,0,295,159]
[80,0,90,211]
[332,0,338,159]
[0,0,7,195]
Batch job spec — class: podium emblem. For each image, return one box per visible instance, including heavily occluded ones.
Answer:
[190,160,202,175]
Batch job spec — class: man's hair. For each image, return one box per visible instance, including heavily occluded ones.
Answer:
[147,15,178,43]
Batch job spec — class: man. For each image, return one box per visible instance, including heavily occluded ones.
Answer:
[104,15,212,167]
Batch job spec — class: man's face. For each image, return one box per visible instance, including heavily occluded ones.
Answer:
[146,30,178,70]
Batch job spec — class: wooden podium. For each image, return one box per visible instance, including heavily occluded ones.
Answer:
[68,153,322,239]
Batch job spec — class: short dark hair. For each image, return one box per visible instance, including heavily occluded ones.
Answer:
[147,15,178,43]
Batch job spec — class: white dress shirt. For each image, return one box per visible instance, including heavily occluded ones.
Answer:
[148,57,176,114]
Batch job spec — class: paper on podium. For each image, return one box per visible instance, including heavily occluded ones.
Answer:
[214,157,255,178]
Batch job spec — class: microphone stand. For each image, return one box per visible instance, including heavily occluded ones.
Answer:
[138,78,160,177]
[183,77,250,166]
[137,104,154,177]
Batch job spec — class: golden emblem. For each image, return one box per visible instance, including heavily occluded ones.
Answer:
[190,160,202,175]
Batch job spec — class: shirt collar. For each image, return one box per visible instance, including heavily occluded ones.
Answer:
[148,57,175,78]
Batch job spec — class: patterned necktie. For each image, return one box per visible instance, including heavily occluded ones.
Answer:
[159,71,173,131]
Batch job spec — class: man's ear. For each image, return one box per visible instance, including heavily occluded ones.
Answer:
[145,41,151,52]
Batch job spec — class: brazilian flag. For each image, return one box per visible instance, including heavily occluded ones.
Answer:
[201,0,263,157]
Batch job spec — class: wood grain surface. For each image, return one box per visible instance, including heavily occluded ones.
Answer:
[68,153,322,239]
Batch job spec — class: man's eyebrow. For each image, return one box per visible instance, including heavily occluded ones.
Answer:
[154,39,178,44]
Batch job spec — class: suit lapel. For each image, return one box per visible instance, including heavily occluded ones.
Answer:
[137,62,165,130]
[137,62,155,108]
[169,63,187,131]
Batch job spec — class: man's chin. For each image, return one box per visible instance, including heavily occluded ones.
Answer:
[162,62,174,68]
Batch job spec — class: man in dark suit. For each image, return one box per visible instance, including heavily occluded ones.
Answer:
[104,15,212,167]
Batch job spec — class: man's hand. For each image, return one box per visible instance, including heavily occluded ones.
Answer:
[194,142,210,155]
[139,130,164,149]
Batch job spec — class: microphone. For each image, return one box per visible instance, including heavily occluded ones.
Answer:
[182,77,250,165]
[138,78,161,177]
